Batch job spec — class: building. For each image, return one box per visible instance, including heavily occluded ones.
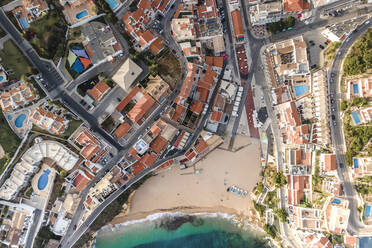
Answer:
[60,0,97,26]
[122,0,172,52]
[346,75,372,100]
[322,179,343,196]
[67,169,94,191]
[249,2,282,26]
[113,122,131,140]
[319,153,337,173]
[81,21,122,64]
[0,201,35,247]
[352,157,372,178]
[29,105,68,135]
[127,94,156,123]
[145,75,170,101]
[296,232,332,248]
[266,36,310,84]
[283,0,310,13]
[112,58,143,92]
[291,206,324,230]
[195,0,223,39]
[325,198,350,234]
[277,101,310,145]
[12,0,49,29]
[179,42,201,58]
[231,9,244,41]
[74,128,108,166]
[175,63,199,106]
[48,199,71,236]
[350,106,372,125]
[287,174,311,205]
[0,82,37,111]
[0,140,79,200]
[311,69,330,146]
[87,81,110,102]
[171,18,196,42]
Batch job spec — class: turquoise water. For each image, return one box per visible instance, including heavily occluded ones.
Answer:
[294,84,309,97]
[14,114,26,128]
[0,76,4,81]
[76,10,88,19]
[365,205,371,218]
[37,169,50,190]
[95,213,269,248]
[352,111,361,124]
[106,0,118,9]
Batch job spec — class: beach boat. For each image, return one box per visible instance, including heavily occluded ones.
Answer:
[242,191,247,197]
[237,189,243,195]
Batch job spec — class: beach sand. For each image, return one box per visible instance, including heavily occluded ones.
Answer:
[111,135,263,225]
[0,145,4,159]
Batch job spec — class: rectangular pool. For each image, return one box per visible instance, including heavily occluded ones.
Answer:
[353,83,359,94]
[76,10,88,20]
[353,158,359,168]
[294,84,309,98]
[352,111,361,125]
[20,17,29,29]
[365,205,371,218]
[106,0,118,9]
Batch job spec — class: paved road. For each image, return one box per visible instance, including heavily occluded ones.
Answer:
[25,209,41,248]
[328,20,372,234]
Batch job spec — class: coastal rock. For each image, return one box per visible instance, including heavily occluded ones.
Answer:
[159,215,196,231]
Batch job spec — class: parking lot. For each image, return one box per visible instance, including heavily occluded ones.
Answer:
[302,29,329,67]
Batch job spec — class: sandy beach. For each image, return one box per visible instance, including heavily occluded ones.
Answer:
[110,135,263,225]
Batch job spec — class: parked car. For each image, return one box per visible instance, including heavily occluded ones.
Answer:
[319,45,325,49]
[339,163,344,168]
[331,72,336,77]
[332,114,336,120]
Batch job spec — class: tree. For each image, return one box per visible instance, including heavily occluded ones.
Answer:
[59,170,68,178]
[284,16,295,28]
[274,170,287,188]
[340,101,348,111]
[274,208,288,222]
[149,63,158,76]
[263,224,276,239]
[256,182,264,194]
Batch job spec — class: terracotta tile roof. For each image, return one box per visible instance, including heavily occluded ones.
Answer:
[201,66,217,88]
[287,175,310,205]
[87,81,110,101]
[114,122,131,140]
[128,147,140,160]
[81,144,100,161]
[132,161,146,175]
[195,137,208,154]
[323,154,337,171]
[190,100,204,115]
[127,94,156,123]
[73,171,92,191]
[176,63,197,104]
[116,86,141,112]
[149,37,164,55]
[140,152,157,167]
[196,87,209,102]
[231,9,244,39]
[210,111,222,122]
[172,104,185,121]
[283,0,310,12]
[205,56,224,68]
[156,159,174,171]
[150,135,168,154]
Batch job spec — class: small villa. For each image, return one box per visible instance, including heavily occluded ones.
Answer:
[350,106,372,125]
[60,0,97,26]
[346,75,372,100]
[12,0,49,30]
[0,82,37,112]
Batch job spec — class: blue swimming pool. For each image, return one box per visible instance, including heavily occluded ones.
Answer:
[365,205,371,218]
[0,76,4,81]
[106,0,118,9]
[14,114,26,128]
[7,115,12,121]
[352,111,361,125]
[353,84,359,94]
[37,169,50,191]
[294,84,309,97]
[332,198,341,205]
[76,10,88,20]
[20,17,29,29]
[354,158,359,168]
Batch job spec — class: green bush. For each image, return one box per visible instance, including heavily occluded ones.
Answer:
[263,224,276,239]
[340,101,348,111]
[274,208,288,222]
[343,29,372,76]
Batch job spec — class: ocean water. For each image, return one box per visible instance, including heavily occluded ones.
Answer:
[95,212,270,248]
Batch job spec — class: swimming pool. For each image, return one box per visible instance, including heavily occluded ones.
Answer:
[20,17,29,29]
[354,158,359,168]
[0,76,4,81]
[352,112,361,125]
[353,84,359,94]
[7,115,12,121]
[14,114,26,128]
[365,205,371,218]
[37,169,50,191]
[76,10,89,20]
[332,198,341,205]
[294,84,309,97]
[106,0,118,9]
